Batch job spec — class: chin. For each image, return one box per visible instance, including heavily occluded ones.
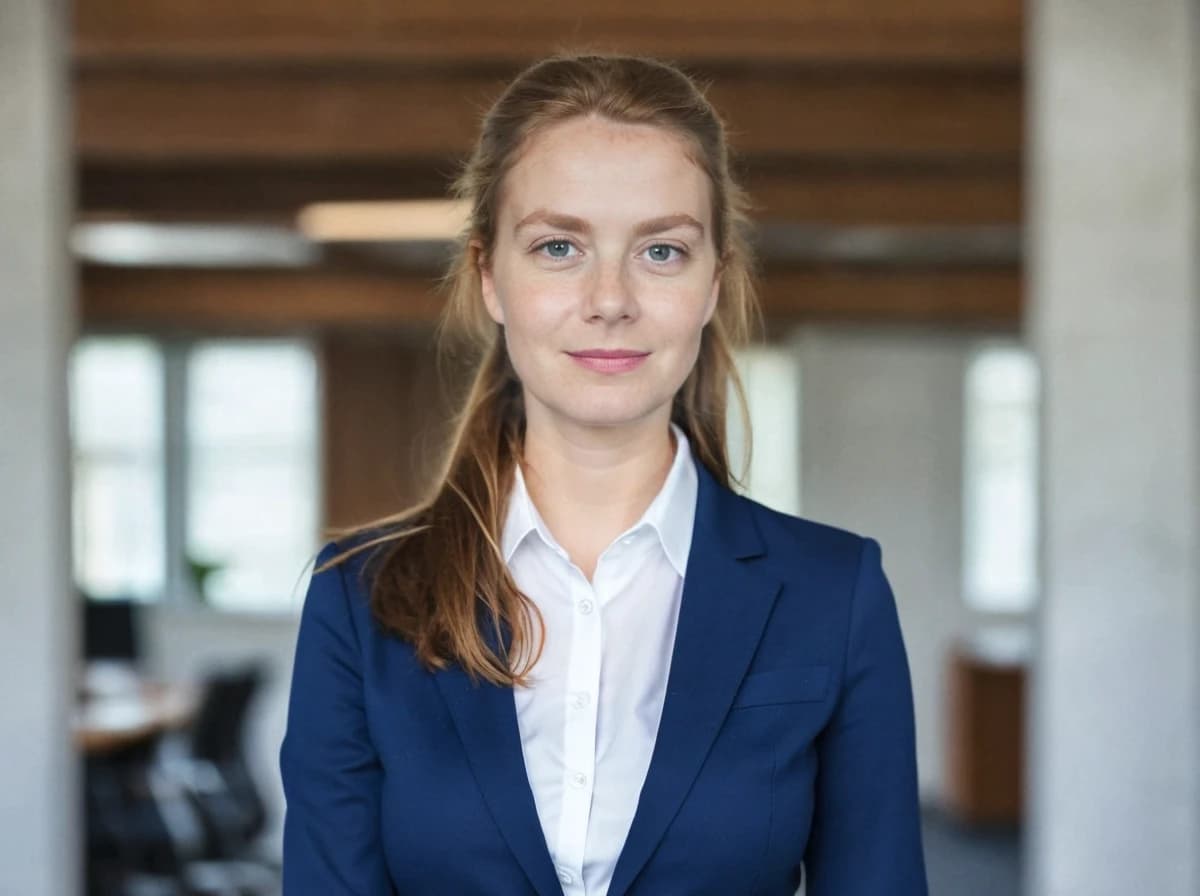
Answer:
[545,393,668,431]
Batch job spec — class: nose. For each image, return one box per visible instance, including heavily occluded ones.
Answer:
[581,257,638,324]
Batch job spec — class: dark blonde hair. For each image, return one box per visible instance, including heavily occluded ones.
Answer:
[322,53,760,685]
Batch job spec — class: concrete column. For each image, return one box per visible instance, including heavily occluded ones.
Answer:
[0,1,78,894]
[1026,1,1200,894]
[795,324,973,805]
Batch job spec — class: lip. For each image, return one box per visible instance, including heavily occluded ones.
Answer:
[566,349,650,374]
[569,349,648,359]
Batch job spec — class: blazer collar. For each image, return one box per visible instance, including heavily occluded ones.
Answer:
[434,457,780,896]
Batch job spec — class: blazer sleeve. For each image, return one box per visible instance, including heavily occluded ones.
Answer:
[280,542,394,895]
[803,537,929,895]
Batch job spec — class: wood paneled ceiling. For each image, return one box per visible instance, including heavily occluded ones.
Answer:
[75,1,1023,64]
[73,0,1024,329]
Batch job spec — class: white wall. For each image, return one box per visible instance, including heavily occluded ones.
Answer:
[794,323,982,804]
[0,1,77,893]
[1027,0,1200,892]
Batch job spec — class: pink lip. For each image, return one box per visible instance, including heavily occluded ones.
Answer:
[566,349,650,374]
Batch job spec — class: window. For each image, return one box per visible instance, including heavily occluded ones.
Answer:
[70,338,165,600]
[729,345,801,517]
[69,336,320,611]
[963,343,1040,613]
[186,342,319,610]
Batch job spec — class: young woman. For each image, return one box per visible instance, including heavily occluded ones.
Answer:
[280,53,927,896]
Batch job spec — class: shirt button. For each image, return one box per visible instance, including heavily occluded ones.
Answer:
[569,691,590,710]
[570,771,588,788]
[576,598,594,615]
[621,534,635,546]
[557,867,574,885]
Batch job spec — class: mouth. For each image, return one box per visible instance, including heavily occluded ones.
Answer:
[566,349,651,374]
[568,349,649,359]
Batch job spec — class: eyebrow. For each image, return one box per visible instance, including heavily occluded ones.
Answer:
[513,209,705,239]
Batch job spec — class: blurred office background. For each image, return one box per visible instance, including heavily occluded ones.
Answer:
[2,0,1196,894]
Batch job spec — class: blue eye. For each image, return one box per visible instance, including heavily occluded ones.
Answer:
[646,244,686,263]
[535,239,577,260]
[531,239,687,264]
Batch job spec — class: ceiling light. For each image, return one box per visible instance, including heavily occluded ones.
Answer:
[296,199,470,242]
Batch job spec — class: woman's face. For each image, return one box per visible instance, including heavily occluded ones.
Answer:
[478,114,721,437]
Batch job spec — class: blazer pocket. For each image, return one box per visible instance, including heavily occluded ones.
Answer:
[731,664,831,709]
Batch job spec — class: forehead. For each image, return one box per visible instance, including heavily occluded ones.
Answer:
[499,115,712,228]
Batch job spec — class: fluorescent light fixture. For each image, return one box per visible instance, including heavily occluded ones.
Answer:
[71,222,319,268]
[296,199,471,242]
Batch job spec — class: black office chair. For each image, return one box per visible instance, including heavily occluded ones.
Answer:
[82,597,196,894]
[84,731,207,895]
[87,660,280,895]
[182,661,270,854]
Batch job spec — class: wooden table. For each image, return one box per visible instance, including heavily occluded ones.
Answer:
[75,662,197,755]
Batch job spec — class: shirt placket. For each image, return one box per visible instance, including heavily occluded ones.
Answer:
[552,565,603,895]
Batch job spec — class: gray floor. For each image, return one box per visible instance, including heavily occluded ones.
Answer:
[922,806,1022,896]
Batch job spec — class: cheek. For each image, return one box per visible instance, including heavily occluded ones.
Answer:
[496,284,571,363]
[650,283,715,347]
[506,289,565,334]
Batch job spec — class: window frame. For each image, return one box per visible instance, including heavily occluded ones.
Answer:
[72,331,323,615]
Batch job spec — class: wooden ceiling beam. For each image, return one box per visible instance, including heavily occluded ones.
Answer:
[76,67,1020,165]
[80,264,1019,332]
[744,165,1022,227]
[80,267,444,332]
[761,267,1019,324]
[75,1,1022,68]
[79,160,1020,227]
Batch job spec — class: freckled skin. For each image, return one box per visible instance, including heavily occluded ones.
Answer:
[477,115,721,438]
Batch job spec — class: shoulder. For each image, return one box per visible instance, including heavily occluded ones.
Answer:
[302,528,398,639]
[732,491,879,581]
[315,520,411,588]
[728,494,907,674]
[314,530,384,586]
[705,491,905,683]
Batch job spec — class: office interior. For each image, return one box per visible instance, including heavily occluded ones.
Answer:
[2,1,1197,895]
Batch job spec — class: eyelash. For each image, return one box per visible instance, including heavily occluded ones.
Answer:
[531,238,689,265]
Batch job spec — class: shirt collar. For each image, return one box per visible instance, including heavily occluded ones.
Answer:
[501,422,698,577]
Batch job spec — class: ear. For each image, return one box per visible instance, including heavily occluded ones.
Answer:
[472,239,505,325]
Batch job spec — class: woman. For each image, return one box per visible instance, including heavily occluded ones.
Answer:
[280,53,927,896]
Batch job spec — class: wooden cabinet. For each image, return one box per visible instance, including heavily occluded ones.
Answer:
[944,631,1028,826]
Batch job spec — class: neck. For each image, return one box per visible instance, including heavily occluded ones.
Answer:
[519,408,676,579]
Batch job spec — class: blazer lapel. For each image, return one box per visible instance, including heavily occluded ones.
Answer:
[434,661,563,896]
[607,461,781,896]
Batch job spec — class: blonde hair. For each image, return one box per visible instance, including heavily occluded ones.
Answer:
[322,53,760,685]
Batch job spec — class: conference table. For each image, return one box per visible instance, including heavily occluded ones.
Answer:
[75,661,197,755]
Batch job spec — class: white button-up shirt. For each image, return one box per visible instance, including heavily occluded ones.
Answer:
[502,423,698,896]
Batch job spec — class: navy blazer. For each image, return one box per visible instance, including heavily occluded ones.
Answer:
[280,459,928,895]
